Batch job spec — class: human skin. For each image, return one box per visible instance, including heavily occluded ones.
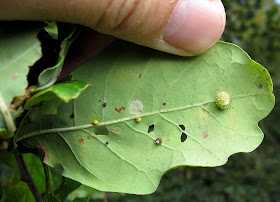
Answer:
[0,0,226,71]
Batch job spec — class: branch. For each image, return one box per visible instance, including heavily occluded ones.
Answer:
[15,154,43,202]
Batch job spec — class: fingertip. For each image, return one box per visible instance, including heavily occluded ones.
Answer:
[163,0,226,55]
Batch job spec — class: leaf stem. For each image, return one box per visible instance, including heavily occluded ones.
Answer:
[0,92,16,139]
[15,154,43,202]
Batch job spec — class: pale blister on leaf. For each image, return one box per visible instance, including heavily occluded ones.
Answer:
[15,42,275,194]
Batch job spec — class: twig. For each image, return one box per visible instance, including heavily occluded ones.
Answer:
[15,154,43,202]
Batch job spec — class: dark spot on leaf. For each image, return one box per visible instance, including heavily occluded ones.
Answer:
[105,142,109,145]
[155,138,162,145]
[179,124,187,142]
[12,74,18,80]
[203,131,209,138]
[163,103,166,106]
[148,124,154,133]
[258,84,263,89]
[181,133,187,142]
[99,100,101,102]
[115,107,126,113]
[138,74,142,78]
[79,139,84,145]
[179,124,185,130]
[102,102,107,107]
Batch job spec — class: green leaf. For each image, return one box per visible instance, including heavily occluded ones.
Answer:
[0,152,45,202]
[44,21,58,40]
[51,177,80,202]
[15,42,275,194]
[24,81,90,114]
[36,24,76,90]
[67,185,104,201]
[0,23,42,138]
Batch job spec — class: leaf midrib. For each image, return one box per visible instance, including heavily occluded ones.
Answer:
[15,93,270,142]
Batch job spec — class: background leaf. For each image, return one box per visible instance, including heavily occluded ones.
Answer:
[15,41,274,194]
[0,22,42,137]
[0,152,45,202]
[24,81,90,114]
[36,23,76,90]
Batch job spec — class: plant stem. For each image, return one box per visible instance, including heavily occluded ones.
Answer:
[0,92,16,139]
[15,154,43,202]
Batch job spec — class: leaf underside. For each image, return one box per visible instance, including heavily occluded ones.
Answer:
[0,23,42,134]
[16,41,275,194]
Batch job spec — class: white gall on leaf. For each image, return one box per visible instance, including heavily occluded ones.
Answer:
[216,92,230,109]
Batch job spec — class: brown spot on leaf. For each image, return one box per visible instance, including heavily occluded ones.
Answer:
[115,106,125,113]
[102,102,107,107]
[10,104,16,110]
[245,136,248,140]
[12,74,18,80]
[155,138,162,145]
[203,131,209,138]
[138,74,142,78]
[37,143,50,163]
[79,139,84,145]
[105,142,109,145]
[163,103,166,106]
[258,84,263,89]
[99,100,101,102]
[114,127,121,131]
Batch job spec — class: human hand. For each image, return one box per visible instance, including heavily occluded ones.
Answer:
[1,0,226,71]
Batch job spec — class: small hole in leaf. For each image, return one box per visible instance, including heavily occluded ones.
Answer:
[148,124,154,133]
[93,126,109,135]
[179,124,185,130]
[181,133,187,142]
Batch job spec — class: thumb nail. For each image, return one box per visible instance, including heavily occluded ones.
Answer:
[163,0,226,55]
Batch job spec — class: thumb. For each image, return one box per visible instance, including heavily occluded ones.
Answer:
[1,0,225,56]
